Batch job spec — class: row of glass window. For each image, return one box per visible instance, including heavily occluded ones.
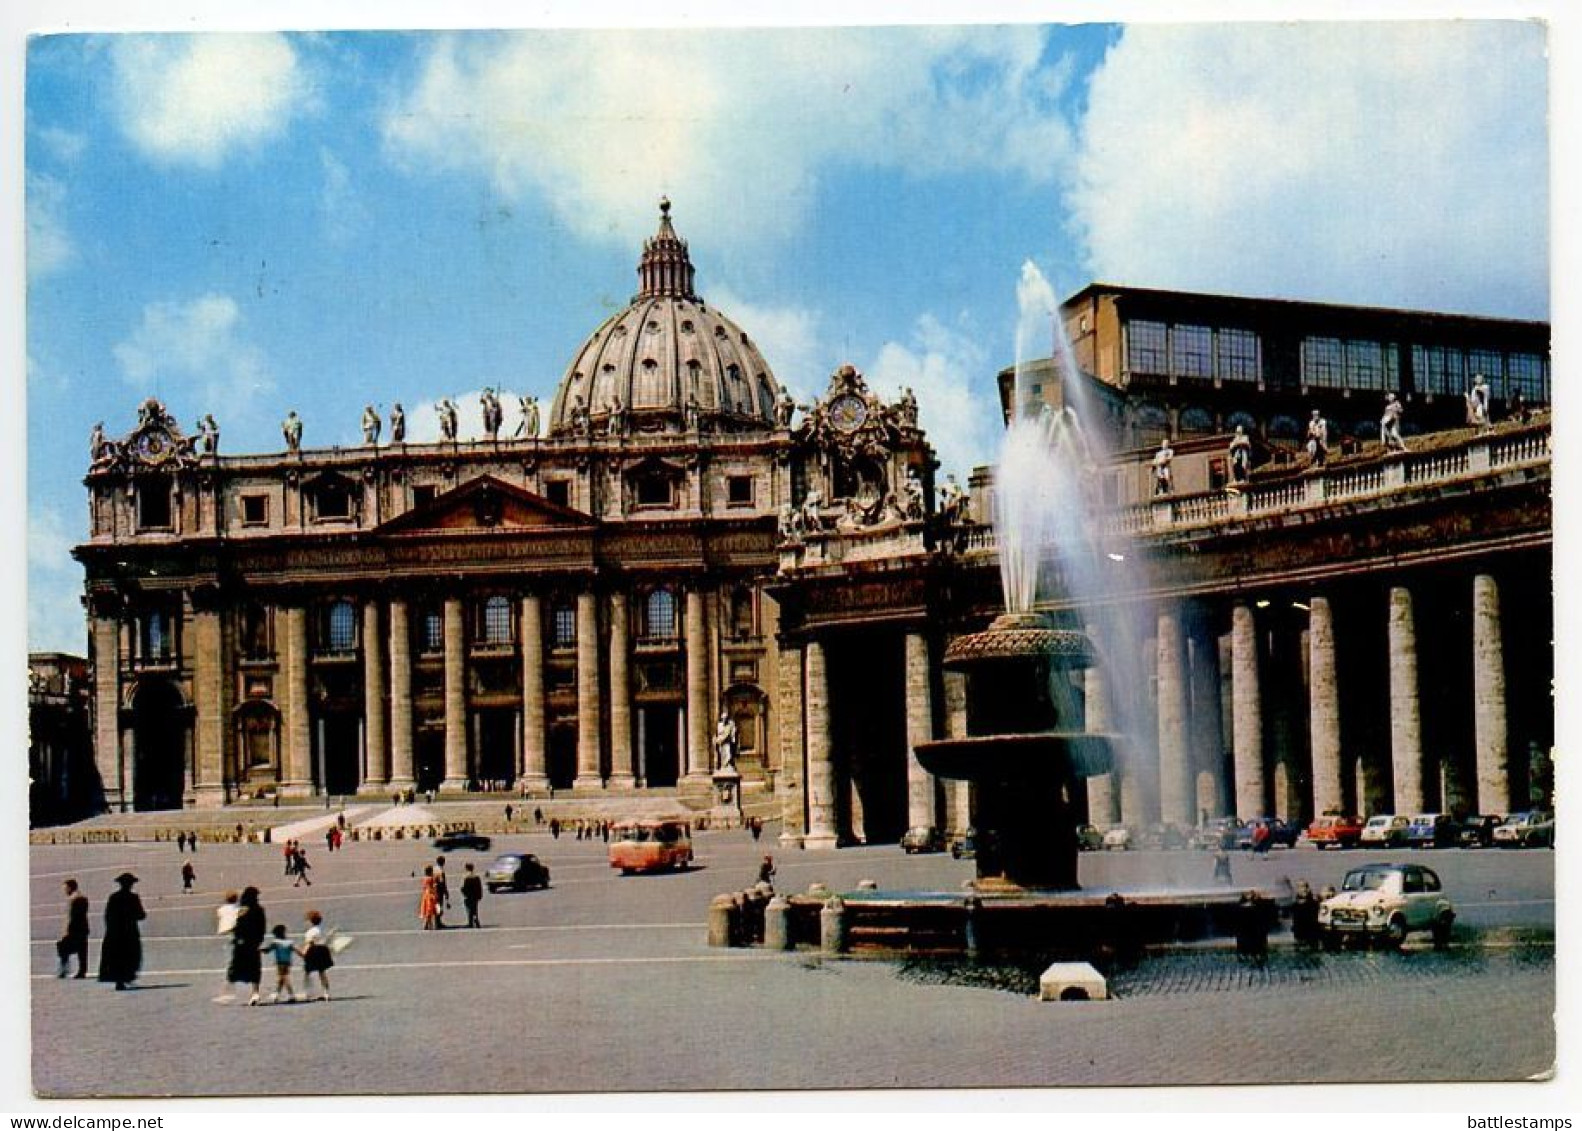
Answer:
[1125,321,1262,381]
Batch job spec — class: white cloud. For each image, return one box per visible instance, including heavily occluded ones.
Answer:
[400,389,537,445]
[110,35,310,168]
[319,147,369,245]
[29,505,87,655]
[1066,23,1548,318]
[707,289,824,400]
[382,27,1074,249]
[26,173,74,279]
[866,313,999,480]
[113,295,274,416]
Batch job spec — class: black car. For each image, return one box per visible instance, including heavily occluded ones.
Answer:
[433,831,493,852]
[1457,815,1501,848]
[1236,817,1300,851]
[484,852,551,892]
[949,829,977,860]
[900,826,945,854]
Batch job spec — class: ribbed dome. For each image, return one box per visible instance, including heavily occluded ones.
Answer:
[548,200,784,436]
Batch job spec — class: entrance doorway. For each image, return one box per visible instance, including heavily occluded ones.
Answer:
[547,723,577,790]
[320,712,361,797]
[131,681,187,811]
[639,705,680,787]
[476,709,517,787]
[415,729,445,794]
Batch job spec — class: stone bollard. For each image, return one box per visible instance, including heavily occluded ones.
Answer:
[707,894,736,948]
[962,895,982,959]
[820,895,848,955]
[763,895,793,951]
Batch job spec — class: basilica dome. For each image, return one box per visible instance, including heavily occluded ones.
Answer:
[548,200,784,436]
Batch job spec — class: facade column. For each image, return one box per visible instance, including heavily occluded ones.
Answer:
[684,587,712,779]
[607,591,635,788]
[442,596,468,790]
[575,589,602,785]
[1156,605,1193,828]
[1083,623,1116,830]
[91,615,126,811]
[1230,602,1266,820]
[942,668,972,836]
[191,605,227,805]
[1387,586,1425,814]
[804,638,838,849]
[777,642,806,845]
[1308,595,1343,817]
[362,601,389,791]
[903,632,936,834]
[280,605,312,797]
[1472,573,1511,814]
[520,594,548,790]
[387,600,415,790]
[1188,619,1226,821]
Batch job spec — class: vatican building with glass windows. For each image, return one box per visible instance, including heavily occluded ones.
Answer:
[74,203,1552,851]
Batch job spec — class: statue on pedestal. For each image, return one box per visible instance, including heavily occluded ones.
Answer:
[607,393,627,437]
[1152,439,1175,495]
[518,394,540,440]
[390,403,406,444]
[362,405,381,446]
[89,422,113,469]
[903,466,926,519]
[777,502,803,545]
[569,395,591,438]
[713,709,739,772]
[939,473,966,521]
[437,398,459,442]
[1305,411,1329,468]
[1228,425,1252,486]
[1380,393,1407,452]
[480,388,503,442]
[774,390,797,429]
[1467,374,1491,431]
[282,411,303,455]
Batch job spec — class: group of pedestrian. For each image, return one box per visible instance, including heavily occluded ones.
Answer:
[173,831,201,853]
[323,825,345,852]
[282,840,313,886]
[572,819,612,842]
[54,873,145,991]
[418,855,452,929]
[217,886,338,1005]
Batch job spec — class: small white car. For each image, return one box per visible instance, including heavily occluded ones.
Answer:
[1317,863,1455,948]
[1101,826,1131,851]
[1359,814,1410,847]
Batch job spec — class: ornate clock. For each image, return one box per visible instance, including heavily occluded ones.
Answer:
[134,428,173,466]
[829,393,868,432]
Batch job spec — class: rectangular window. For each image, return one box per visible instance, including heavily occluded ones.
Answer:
[1507,353,1548,402]
[635,475,674,508]
[1125,320,1168,375]
[412,485,438,509]
[1468,349,1505,397]
[137,476,173,530]
[553,605,577,649]
[482,597,512,645]
[1415,345,1465,396]
[325,602,357,652]
[1301,337,1345,387]
[240,606,273,660]
[1383,344,1401,391]
[241,495,268,526]
[727,475,754,506]
[544,480,571,509]
[1345,341,1385,391]
[315,487,351,521]
[421,610,443,655]
[1215,328,1262,382]
[1169,324,1213,378]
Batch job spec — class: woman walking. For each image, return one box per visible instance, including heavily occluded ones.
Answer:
[418,866,440,930]
[227,886,267,1005]
[301,910,334,1001]
[97,873,145,991]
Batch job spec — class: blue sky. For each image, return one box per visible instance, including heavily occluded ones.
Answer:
[23,21,1551,654]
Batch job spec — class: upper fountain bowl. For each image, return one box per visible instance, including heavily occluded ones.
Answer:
[942,612,1097,671]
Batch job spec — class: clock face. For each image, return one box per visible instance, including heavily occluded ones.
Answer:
[830,394,868,432]
[135,430,171,465]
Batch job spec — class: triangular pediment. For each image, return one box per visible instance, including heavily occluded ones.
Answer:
[376,476,594,535]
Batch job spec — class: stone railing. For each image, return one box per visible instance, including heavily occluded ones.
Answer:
[779,521,929,570]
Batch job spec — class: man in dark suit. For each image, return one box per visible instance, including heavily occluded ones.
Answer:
[57,879,89,978]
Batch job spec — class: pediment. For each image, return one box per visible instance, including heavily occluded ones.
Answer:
[376,476,594,535]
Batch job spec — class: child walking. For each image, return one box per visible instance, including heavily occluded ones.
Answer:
[301,910,334,1001]
[261,924,297,1003]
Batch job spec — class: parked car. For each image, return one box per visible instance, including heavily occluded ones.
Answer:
[1075,824,1104,851]
[949,828,977,860]
[1235,817,1300,851]
[1101,826,1132,851]
[1192,817,1242,852]
[900,826,945,854]
[1304,814,1364,850]
[1359,814,1411,848]
[1405,813,1459,849]
[1456,814,1502,849]
[484,852,551,892]
[1494,811,1554,848]
[433,830,492,852]
[1317,862,1455,948]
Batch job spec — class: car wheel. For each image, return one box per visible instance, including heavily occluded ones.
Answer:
[1383,916,1408,949]
[1431,914,1454,948]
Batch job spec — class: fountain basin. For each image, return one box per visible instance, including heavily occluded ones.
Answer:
[914,732,1116,781]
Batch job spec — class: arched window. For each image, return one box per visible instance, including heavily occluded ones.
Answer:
[482,595,512,645]
[326,601,357,652]
[643,589,677,642]
[635,357,667,407]
[730,587,755,638]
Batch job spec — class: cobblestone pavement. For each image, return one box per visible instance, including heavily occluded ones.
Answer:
[27,831,1558,1097]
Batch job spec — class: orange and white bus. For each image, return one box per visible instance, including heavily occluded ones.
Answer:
[609,819,694,874]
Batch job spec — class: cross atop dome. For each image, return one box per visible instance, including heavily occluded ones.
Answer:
[638,197,696,300]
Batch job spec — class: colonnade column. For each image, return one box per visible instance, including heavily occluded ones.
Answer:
[576,590,601,785]
[520,594,548,790]
[1230,602,1265,820]
[684,587,712,779]
[442,596,468,790]
[942,668,972,835]
[1387,586,1424,814]
[1308,595,1343,817]
[92,615,126,811]
[387,600,415,790]
[903,632,936,834]
[776,642,806,845]
[1188,620,1226,821]
[1083,622,1116,830]
[281,606,312,797]
[608,591,635,788]
[803,638,838,849]
[1472,573,1511,814]
[362,601,388,791]
[1156,606,1193,828]
[191,604,227,805]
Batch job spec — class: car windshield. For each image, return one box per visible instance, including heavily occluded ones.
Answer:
[1365,818,1387,827]
[1341,869,1392,892]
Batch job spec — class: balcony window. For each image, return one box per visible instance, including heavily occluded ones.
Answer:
[421,608,444,655]
[240,604,273,661]
[137,475,173,531]
[324,601,357,653]
[642,589,677,642]
[1125,320,1168,376]
[1507,353,1548,403]
[240,495,268,526]
[1345,341,1385,391]
[481,595,513,646]
[552,604,576,649]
